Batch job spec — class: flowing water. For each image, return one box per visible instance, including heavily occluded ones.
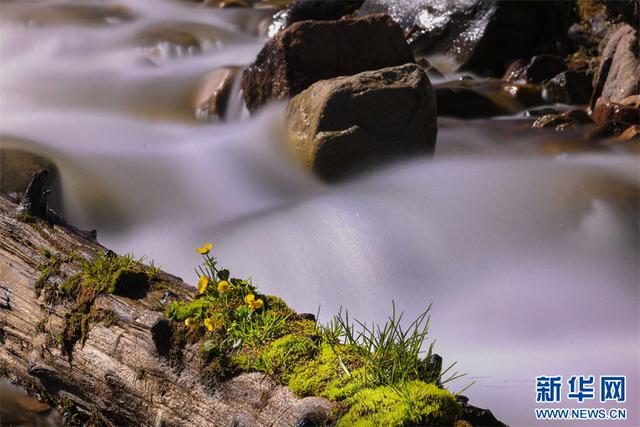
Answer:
[1,1,638,425]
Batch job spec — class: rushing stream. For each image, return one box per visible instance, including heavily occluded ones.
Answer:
[1,0,638,425]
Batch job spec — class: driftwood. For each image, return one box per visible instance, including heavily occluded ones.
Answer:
[0,194,332,426]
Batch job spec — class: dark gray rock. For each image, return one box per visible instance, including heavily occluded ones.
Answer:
[359,0,576,76]
[542,70,593,105]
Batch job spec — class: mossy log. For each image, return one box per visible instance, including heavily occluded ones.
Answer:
[0,195,332,426]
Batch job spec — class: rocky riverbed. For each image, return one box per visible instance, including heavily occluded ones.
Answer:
[1,0,638,425]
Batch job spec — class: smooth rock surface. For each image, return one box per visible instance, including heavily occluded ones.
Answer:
[286,64,436,181]
[242,13,414,112]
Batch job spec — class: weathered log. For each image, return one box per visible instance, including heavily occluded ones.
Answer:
[0,195,332,426]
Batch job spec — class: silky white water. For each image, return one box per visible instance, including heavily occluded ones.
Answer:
[1,1,638,425]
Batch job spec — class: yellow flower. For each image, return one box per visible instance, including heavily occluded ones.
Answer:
[198,275,210,294]
[185,317,197,329]
[203,317,215,332]
[244,294,263,310]
[217,280,230,293]
[197,242,213,255]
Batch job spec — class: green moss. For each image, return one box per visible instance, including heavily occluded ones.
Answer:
[255,334,318,381]
[61,311,90,356]
[166,298,217,322]
[283,318,318,337]
[40,248,53,259]
[337,381,459,427]
[16,211,37,224]
[59,273,82,299]
[35,317,48,333]
[289,343,364,400]
[159,245,468,426]
[107,268,149,298]
[230,352,252,371]
[35,263,57,294]
[264,295,294,315]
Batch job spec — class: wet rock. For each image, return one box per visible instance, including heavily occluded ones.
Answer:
[591,97,640,125]
[286,64,436,181]
[360,0,576,76]
[268,0,364,36]
[242,14,413,112]
[591,24,640,106]
[564,109,593,124]
[415,56,445,80]
[566,57,590,71]
[434,79,542,118]
[542,70,593,105]
[524,107,559,117]
[532,114,571,129]
[617,125,640,141]
[532,109,593,131]
[503,55,566,83]
[456,395,506,427]
[192,66,242,121]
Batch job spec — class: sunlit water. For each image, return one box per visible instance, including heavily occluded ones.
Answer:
[1,1,638,425]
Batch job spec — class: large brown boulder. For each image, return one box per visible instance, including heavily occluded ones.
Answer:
[242,13,414,112]
[591,24,640,106]
[286,64,436,181]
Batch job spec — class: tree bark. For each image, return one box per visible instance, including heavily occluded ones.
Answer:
[0,195,332,426]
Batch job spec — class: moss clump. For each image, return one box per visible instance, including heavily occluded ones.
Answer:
[164,243,467,426]
[34,249,155,358]
[289,343,365,401]
[61,311,90,357]
[337,381,459,427]
[59,273,82,299]
[166,298,217,322]
[254,334,318,381]
[107,268,149,299]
